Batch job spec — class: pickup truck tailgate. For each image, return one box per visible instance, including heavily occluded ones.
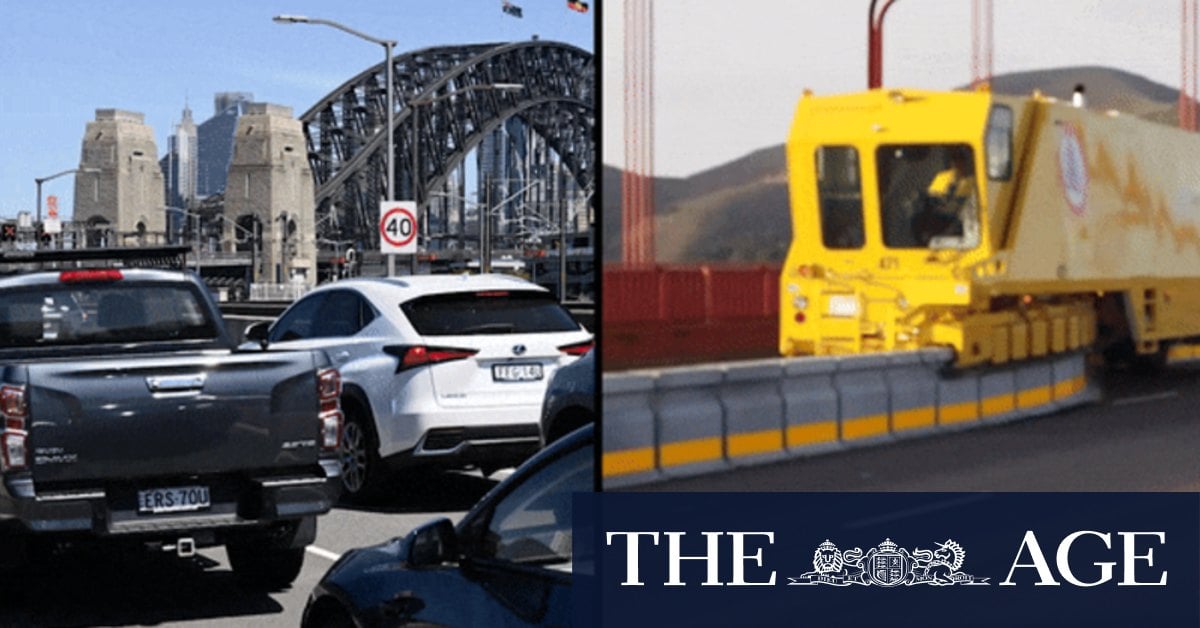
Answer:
[25,350,322,485]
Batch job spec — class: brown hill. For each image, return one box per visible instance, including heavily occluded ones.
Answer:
[603,66,1192,265]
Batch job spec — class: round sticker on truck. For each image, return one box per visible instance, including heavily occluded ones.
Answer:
[1058,123,1089,217]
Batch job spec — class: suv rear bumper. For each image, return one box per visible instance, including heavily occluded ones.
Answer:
[385,423,541,471]
[0,460,341,537]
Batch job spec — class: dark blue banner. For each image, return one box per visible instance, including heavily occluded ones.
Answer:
[573,493,1199,627]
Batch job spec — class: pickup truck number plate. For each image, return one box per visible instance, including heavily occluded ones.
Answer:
[492,363,543,382]
[137,485,211,514]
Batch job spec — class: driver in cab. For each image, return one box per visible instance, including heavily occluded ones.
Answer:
[914,152,978,246]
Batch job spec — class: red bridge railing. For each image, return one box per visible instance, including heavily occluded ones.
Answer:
[603,264,780,370]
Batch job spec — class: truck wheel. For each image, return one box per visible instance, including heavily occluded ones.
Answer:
[340,405,386,500]
[227,542,305,591]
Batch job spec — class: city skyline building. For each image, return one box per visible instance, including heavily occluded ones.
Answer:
[163,104,198,208]
[475,118,586,245]
[477,117,530,237]
[198,92,254,197]
[159,92,253,243]
[160,92,254,205]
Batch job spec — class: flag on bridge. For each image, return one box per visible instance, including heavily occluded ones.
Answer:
[502,1,523,18]
[567,1,589,13]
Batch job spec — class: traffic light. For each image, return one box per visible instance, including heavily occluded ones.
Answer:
[1,223,15,242]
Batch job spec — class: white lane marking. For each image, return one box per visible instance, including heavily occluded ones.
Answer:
[306,545,342,562]
[1111,391,1179,406]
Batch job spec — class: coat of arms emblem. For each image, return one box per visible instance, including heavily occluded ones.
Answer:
[790,538,989,587]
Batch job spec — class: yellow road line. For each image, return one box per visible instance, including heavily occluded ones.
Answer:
[940,400,978,424]
[660,436,723,468]
[1017,385,1052,409]
[1053,375,1085,399]
[842,414,888,439]
[602,448,656,477]
[893,407,935,431]
[981,393,1015,417]
[787,422,838,447]
[728,430,783,457]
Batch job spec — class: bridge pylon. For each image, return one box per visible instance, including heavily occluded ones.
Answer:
[74,109,166,246]
[224,103,317,285]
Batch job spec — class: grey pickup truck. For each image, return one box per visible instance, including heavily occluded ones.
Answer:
[0,247,342,589]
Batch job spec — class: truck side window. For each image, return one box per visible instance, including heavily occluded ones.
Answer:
[986,105,1013,180]
[815,146,865,249]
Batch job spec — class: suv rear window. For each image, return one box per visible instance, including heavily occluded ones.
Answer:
[0,282,218,348]
[401,290,580,336]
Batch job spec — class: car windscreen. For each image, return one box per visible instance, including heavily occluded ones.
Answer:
[0,281,219,348]
[401,290,580,336]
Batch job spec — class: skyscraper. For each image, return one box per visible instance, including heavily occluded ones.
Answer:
[197,92,253,197]
[160,92,253,204]
[162,104,198,209]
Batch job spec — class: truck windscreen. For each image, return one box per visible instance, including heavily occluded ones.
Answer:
[877,143,981,250]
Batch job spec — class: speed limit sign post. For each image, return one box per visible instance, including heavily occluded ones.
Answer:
[380,202,418,255]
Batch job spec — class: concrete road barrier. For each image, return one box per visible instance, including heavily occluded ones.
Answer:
[656,367,726,479]
[834,355,893,445]
[600,372,660,489]
[602,349,1094,488]
[721,360,787,467]
[887,350,944,438]
[781,358,841,456]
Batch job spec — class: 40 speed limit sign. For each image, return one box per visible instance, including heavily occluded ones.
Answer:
[379,202,418,254]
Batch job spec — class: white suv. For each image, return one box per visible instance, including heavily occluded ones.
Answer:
[245,274,592,498]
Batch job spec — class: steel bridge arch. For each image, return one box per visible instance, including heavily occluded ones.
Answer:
[298,40,594,245]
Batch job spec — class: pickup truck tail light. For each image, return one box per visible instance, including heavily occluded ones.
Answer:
[0,385,28,471]
[383,345,478,373]
[557,339,594,356]
[59,269,123,283]
[317,369,342,451]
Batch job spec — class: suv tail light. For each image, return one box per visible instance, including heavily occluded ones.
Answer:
[0,385,28,471]
[316,369,342,451]
[557,339,594,356]
[383,345,478,373]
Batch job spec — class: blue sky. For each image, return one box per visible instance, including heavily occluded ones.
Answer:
[0,0,594,219]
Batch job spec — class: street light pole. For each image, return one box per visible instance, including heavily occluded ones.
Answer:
[412,92,420,275]
[274,14,397,276]
[385,39,396,277]
[34,168,100,244]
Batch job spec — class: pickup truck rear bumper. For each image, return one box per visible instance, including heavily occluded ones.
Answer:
[0,459,341,536]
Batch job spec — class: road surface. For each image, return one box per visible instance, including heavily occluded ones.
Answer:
[0,470,502,626]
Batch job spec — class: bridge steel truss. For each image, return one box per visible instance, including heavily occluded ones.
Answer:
[299,40,595,249]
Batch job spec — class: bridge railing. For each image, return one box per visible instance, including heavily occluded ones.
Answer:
[603,264,780,370]
[250,282,312,302]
